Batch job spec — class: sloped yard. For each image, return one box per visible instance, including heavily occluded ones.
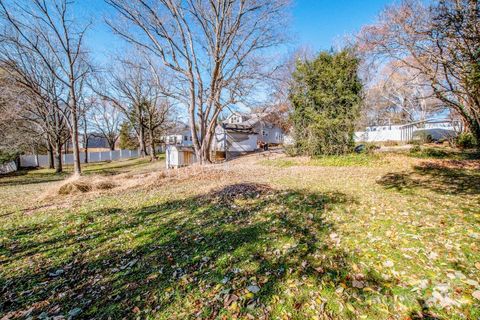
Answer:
[0,150,479,319]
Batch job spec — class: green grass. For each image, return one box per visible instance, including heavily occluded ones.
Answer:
[408,146,480,160]
[263,153,385,168]
[0,151,479,319]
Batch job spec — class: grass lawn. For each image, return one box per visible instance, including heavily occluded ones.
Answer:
[0,150,479,319]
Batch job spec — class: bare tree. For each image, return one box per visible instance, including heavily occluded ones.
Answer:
[357,0,480,141]
[96,57,157,158]
[0,0,91,175]
[90,99,122,151]
[0,50,70,173]
[106,0,289,163]
[363,61,443,125]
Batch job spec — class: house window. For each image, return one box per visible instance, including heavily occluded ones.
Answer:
[184,136,188,141]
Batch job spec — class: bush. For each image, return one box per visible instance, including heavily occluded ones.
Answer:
[457,132,477,149]
[0,149,19,165]
[289,50,362,156]
[284,145,299,157]
[409,146,449,158]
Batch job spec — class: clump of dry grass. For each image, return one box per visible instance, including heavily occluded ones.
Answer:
[49,175,120,197]
[58,180,92,195]
[46,163,245,202]
[95,180,118,190]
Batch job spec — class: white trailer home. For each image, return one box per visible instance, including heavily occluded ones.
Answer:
[355,119,461,143]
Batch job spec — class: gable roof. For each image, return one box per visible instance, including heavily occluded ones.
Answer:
[222,123,258,134]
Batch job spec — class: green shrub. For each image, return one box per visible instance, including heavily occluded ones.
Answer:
[409,146,449,158]
[289,50,362,156]
[284,145,299,157]
[0,149,19,165]
[457,132,477,149]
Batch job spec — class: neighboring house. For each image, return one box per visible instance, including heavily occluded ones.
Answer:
[162,126,193,147]
[224,112,284,145]
[165,112,286,168]
[213,112,285,157]
[355,119,462,143]
[79,134,111,149]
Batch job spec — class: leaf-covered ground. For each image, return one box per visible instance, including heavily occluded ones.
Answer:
[0,151,479,319]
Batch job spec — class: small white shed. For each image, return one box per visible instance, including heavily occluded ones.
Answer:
[165,145,197,169]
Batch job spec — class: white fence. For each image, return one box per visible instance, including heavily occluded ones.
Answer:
[20,149,141,168]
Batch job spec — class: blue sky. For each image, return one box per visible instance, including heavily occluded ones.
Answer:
[291,0,390,50]
[80,0,391,62]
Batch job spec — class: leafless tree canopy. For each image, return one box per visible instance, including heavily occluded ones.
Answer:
[106,0,290,163]
[362,61,444,126]
[0,0,91,174]
[90,100,123,151]
[357,0,480,139]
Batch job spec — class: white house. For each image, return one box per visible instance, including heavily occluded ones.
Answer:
[165,112,286,168]
[163,126,193,147]
[213,112,285,157]
[224,112,284,144]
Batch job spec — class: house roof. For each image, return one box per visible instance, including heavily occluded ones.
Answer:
[223,112,270,127]
[167,145,195,152]
[222,123,258,134]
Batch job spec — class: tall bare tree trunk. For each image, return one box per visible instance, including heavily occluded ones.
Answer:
[48,142,54,169]
[69,86,81,175]
[54,140,63,174]
[148,126,156,161]
[83,119,89,164]
[136,105,147,157]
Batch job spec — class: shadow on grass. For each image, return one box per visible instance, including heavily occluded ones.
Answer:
[377,162,480,195]
[0,170,66,187]
[408,147,480,160]
[1,183,405,319]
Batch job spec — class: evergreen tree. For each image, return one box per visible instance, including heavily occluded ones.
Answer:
[118,122,138,150]
[290,50,363,155]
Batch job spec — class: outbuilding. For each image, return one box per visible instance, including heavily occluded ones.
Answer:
[165,145,197,169]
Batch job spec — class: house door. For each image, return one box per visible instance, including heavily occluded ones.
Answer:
[184,152,192,165]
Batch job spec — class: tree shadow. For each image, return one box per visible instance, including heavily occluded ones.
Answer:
[409,299,442,320]
[0,169,66,187]
[377,161,480,195]
[1,183,396,319]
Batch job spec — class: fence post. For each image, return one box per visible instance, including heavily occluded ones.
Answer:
[110,150,113,161]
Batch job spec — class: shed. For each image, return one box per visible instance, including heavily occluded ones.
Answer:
[165,145,197,169]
